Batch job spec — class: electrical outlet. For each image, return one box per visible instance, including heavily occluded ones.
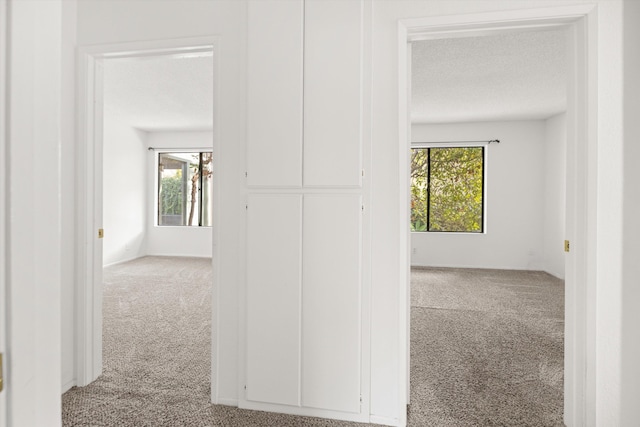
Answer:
[412,247,417,255]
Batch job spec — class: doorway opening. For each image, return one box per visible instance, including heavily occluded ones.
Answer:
[398,7,597,427]
[73,38,220,409]
[409,29,569,422]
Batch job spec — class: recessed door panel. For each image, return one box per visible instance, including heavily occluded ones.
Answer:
[247,1,304,187]
[246,194,302,406]
[303,0,363,187]
[302,194,362,412]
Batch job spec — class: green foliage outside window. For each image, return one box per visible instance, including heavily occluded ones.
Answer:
[160,171,183,216]
[411,146,484,233]
[158,152,213,227]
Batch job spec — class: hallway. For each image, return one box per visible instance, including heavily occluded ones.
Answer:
[62,258,563,426]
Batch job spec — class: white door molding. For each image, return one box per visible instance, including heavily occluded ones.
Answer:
[75,49,103,387]
[75,36,220,388]
[0,0,8,425]
[398,5,597,427]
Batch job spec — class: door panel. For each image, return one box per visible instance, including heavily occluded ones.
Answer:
[93,58,104,380]
[303,0,363,187]
[247,0,304,188]
[246,194,302,406]
[302,194,362,412]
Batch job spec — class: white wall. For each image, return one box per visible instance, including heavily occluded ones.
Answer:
[145,131,213,258]
[410,121,546,271]
[543,113,567,279]
[102,108,148,266]
[6,1,64,425]
[410,117,567,278]
[67,1,639,426]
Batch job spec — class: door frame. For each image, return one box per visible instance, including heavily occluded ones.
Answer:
[75,37,221,390]
[398,5,597,427]
[0,0,7,424]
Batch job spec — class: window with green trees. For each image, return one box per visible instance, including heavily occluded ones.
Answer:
[157,152,212,227]
[411,146,484,233]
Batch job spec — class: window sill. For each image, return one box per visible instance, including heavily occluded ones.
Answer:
[154,225,212,229]
[410,231,486,236]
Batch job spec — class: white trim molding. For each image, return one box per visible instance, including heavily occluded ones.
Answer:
[369,415,402,427]
[398,6,597,427]
[75,37,221,396]
[0,0,8,424]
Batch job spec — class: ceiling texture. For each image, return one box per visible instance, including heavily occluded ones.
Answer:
[103,53,213,132]
[411,29,567,124]
[103,29,565,130]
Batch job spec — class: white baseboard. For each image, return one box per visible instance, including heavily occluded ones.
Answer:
[61,378,76,394]
[542,269,565,280]
[215,397,238,407]
[103,254,213,268]
[146,253,213,259]
[411,264,545,272]
[103,255,144,268]
[370,415,401,426]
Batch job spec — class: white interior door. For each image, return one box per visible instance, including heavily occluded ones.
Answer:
[78,56,104,386]
[93,58,105,380]
[77,54,105,387]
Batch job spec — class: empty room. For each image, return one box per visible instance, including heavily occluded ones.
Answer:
[62,52,216,424]
[3,1,640,427]
[407,29,568,425]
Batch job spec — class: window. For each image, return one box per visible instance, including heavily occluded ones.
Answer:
[157,152,212,226]
[411,146,484,233]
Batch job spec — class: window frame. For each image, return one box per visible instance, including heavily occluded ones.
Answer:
[154,149,213,228]
[410,142,487,234]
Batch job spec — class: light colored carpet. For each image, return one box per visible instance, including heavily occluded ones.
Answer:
[62,257,564,426]
[410,267,564,426]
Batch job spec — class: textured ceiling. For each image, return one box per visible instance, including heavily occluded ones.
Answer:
[103,53,213,132]
[411,29,567,124]
[103,30,565,129]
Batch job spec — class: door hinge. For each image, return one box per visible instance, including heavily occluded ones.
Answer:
[362,169,365,177]
[362,204,365,212]
[0,353,4,392]
[98,228,104,239]
[564,240,570,253]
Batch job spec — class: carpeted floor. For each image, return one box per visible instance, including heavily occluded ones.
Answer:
[62,257,564,426]
[410,267,564,426]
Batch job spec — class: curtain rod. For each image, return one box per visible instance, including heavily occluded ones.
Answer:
[412,139,500,145]
[147,147,211,151]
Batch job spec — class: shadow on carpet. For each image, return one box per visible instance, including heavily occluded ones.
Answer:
[62,259,564,426]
